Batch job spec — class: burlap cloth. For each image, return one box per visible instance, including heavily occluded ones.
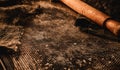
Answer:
[0,0,120,70]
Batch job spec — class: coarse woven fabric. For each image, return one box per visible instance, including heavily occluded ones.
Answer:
[0,0,120,70]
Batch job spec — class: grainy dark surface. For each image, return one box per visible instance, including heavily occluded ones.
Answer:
[0,0,120,70]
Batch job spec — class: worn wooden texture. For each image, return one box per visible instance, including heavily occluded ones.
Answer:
[0,0,120,70]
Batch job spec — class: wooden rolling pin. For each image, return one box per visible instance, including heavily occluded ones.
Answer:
[52,0,120,37]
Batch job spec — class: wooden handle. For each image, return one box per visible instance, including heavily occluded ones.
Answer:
[60,0,120,36]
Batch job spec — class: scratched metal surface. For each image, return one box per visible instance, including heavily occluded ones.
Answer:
[0,0,120,70]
